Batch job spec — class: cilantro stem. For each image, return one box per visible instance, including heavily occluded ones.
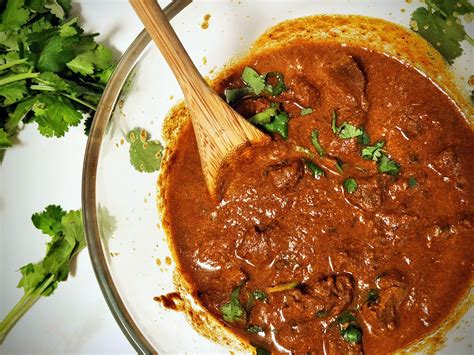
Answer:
[0,72,39,86]
[465,34,474,46]
[0,274,54,343]
[61,93,96,111]
[0,59,28,72]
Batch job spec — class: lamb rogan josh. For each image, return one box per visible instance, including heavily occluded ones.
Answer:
[162,40,474,353]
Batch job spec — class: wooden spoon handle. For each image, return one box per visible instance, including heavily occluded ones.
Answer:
[129,0,205,95]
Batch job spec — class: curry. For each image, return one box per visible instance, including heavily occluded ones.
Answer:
[161,37,473,354]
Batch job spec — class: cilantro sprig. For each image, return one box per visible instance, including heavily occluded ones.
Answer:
[248,103,289,140]
[224,66,287,104]
[0,0,115,157]
[410,0,473,63]
[0,205,85,343]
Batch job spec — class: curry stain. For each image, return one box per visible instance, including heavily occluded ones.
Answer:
[468,75,474,86]
[153,292,183,311]
[156,258,161,266]
[157,14,473,354]
[201,14,211,29]
[165,256,172,265]
[202,56,207,65]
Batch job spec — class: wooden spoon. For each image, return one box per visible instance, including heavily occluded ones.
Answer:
[130,0,269,198]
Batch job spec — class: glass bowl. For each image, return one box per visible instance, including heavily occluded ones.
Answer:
[82,0,473,353]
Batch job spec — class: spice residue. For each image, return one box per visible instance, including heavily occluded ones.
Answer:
[201,14,211,29]
[154,292,183,311]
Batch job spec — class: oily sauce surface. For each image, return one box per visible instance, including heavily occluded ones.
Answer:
[163,42,474,353]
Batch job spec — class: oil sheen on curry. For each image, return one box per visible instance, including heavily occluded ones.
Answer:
[162,32,474,354]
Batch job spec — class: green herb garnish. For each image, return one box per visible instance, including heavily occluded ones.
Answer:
[343,178,358,193]
[340,325,362,344]
[336,311,357,325]
[301,107,313,116]
[335,158,344,174]
[224,86,253,104]
[367,289,379,303]
[247,289,267,309]
[330,110,364,139]
[248,104,279,124]
[410,0,474,63]
[408,176,417,188]
[310,129,325,156]
[338,123,364,139]
[248,104,289,140]
[0,205,85,342]
[127,127,163,173]
[0,0,115,153]
[264,71,287,96]
[255,347,271,355]
[378,154,400,176]
[241,66,265,95]
[305,160,325,179]
[220,286,246,322]
[362,141,385,161]
[263,111,289,140]
[247,325,264,334]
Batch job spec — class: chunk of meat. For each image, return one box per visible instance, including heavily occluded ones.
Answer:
[432,148,462,180]
[319,55,368,125]
[345,175,385,213]
[264,160,304,190]
[361,271,407,334]
[235,226,272,267]
[302,273,355,316]
[280,76,320,108]
[234,97,272,118]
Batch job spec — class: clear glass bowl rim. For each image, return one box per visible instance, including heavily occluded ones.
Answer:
[81,1,192,353]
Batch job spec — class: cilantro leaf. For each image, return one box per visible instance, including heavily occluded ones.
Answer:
[330,110,364,139]
[33,94,82,137]
[224,86,252,104]
[305,160,325,179]
[0,0,29,32]
[431,0,474,16]
[66,44,114,76]
[220,286,246,322]
[248,104,278,125]
[0,127,12,149]
[0,205,85,342]
[246,289,267,309]
[248,104,289,140]
[241,66,265,95]
[28,28,79,72]
[408,176,417,188]
[0,81,28,105]
[343,178,358,193]
[263,111,289,140]
[301,107,313,116]
[410,4,469,63]
[338,123,364,139]
[247,325,264,334]
[127,127,163,173]
[361,141,385,161]
[310,129,325,156]
[31,204,66,237]
[264,71,287,96]
[378,154,400,175]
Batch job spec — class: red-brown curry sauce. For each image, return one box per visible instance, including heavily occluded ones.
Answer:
[162,41,473,354]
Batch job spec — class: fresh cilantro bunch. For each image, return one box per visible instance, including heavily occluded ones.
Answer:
[0,0,115,154]
[410,0,474,63]
[0,205,85,343]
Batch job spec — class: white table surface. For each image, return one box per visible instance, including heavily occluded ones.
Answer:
[0,1,171,353]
